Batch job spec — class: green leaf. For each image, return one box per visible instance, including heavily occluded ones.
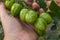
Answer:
[38,37,45,40]
[36,0,48,11]
[14,0,31,9]
[51,21,57,31]
[49,1,60,19]
[49,11,60,19]
[47,34,58,40]
[49,1,60,12]
[0,22,4,40]
[14,0,24,6]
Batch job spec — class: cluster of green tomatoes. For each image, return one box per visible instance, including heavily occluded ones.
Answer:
[5,0,52,36]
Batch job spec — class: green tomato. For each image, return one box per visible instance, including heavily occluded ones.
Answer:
[34,18,47,31]
[40,13,52,24]
[39,18,47,27]
[11,3,22,16]
[25,10,38,24]
[35,28,45,36]
[20,9,29,22]
[38,37,45,40]
[5,0,14,10]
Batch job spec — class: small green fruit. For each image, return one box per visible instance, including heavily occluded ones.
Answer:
[35,28,45,36]
[40,13,52,24]
[38,37,45,40]
[5,0,14,10]
[11,3,22,16]
[20,9,29,22]
[34,18,47,31]
[25,10,38,24]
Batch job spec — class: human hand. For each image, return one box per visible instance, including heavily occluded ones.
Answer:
[0,2,38,40]
[0,0,59,40]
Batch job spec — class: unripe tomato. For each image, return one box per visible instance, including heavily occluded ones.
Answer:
[38,37,45,40]
[11,3,22,16]
[25,10,38,24]
[34,18,47,31]
[20,9,29,22]
[40,13,52,24]
[5,0,14,10]
[35,28,45,36]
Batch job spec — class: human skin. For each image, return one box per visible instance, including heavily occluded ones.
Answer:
[54,0,60,6]
[46,0,60,6]
[0,0,60,40]
[0,3,38,40]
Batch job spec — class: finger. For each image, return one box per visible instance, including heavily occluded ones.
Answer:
[54,0,60,6]
[0,2,5,8]
[25,0,33,6]
[0,2,38,40]
[0,3,23,36]
[38,8,44,13]
[32,2,40,10]
[0,2,9,16]
[46,1,51,7]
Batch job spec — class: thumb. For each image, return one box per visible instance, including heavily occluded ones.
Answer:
[0,2,5,9]
[0,2,9,17]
